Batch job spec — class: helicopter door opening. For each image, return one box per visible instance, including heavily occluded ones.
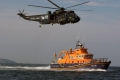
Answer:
[50,15,55,20]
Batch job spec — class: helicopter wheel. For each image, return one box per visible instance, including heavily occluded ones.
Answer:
[39,25,41,27]
[60,22,62,25]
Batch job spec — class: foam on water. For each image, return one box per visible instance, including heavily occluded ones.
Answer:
[0,65,108,72]
[0,65,50,70]
[74,68,107,72]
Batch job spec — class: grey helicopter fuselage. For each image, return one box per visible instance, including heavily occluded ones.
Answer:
[17,0,89,27]
[18,10,80,26]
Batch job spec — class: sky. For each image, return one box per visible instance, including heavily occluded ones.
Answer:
[0,0,120,66]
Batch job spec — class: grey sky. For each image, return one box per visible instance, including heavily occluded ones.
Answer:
[0,0,120,66]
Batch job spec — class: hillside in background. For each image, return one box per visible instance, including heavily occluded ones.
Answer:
[0,58,16,63]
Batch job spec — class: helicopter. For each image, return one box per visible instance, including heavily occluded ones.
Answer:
[17,0,90,27]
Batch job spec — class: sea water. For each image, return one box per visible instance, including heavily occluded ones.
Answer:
[0,64,120,80]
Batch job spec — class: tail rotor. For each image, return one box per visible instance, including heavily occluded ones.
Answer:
[18,9,25,14]
[17,9,27,19]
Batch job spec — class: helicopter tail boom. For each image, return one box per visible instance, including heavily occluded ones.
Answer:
[17,9,38,21]
[17,13,24,17]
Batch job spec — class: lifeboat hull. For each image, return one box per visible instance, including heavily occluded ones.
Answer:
[50,62,111,70]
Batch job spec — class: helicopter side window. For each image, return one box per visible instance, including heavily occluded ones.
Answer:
[41,16,45,20]
[41,15,48,20]
[45,15,48,19]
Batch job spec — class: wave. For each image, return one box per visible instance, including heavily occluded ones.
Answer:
[0,65,50,70]
[73,68,107,72]
[0,65,108,72]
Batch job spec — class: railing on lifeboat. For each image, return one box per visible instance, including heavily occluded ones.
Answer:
[94,58,110,62]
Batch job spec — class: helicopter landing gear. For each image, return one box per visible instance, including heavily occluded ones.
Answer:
[39,25,41,27]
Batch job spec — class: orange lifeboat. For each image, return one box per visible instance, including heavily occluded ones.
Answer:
[50,39,111,70]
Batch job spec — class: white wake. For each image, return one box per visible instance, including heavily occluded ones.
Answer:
[0,65,107,71]
[0,65,50,70]
[73,68,107,72]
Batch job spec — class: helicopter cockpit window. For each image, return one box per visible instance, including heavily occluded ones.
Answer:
[74,14,77,17]
[69,12,77,17]
[71,11,74,13]
[67,11,74,13]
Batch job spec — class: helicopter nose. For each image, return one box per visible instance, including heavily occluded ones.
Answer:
[77,16,80,22]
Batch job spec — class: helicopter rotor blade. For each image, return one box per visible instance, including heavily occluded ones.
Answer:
[67,9,93,11]
[77,10,93,11]
[48,0,61,8]
[22,9,25,13]
[66,1,89,9]
[28,5,58,9]
[18,9,21,13]
[18,9,25,14]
